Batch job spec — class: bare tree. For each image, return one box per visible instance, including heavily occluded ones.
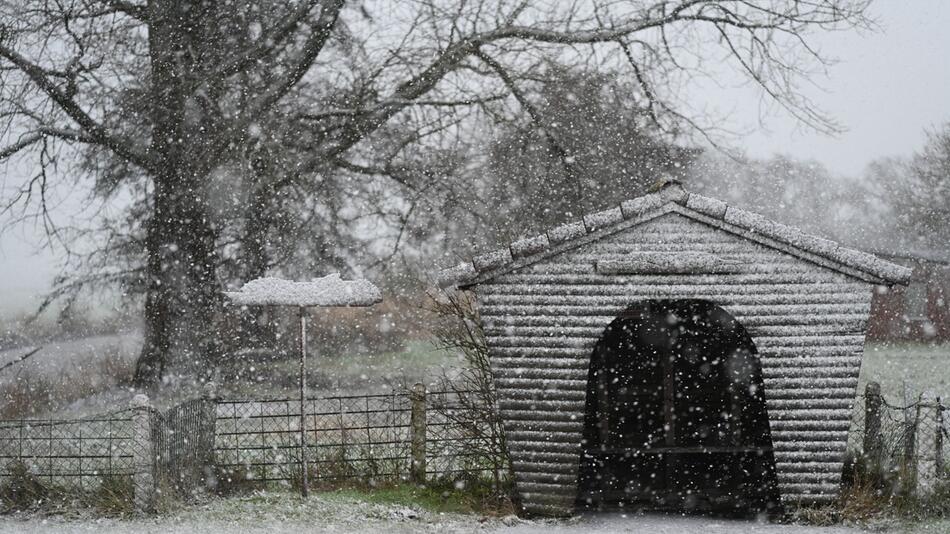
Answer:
[865,123,950,253]
[0,0,873,387]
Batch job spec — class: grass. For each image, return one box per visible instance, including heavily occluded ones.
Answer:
[793,453,950,529]
[0,336,138,418]
[319,480,513,516]
[0,462,135,517]
[217,339,459,399]
[194,479,514,525]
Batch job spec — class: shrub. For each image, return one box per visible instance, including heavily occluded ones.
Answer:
[91,475,134,516]
[427,289,513,500]
[827,448,950,524]
[0,462,55,512]
[210,465,267,496]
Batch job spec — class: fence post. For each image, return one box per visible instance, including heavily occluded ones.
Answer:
[936,398,944,474]
[130,394,155,514]
[200,381,219,493]
[864,382,883,462]
[902,383,916,470]
[409,383,427,484]
[915,399,941,493]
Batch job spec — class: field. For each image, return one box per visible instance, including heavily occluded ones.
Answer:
[858,342,950,402]
[0,334,944,418]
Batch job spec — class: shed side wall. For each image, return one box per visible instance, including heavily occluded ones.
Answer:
[477,213,872,516]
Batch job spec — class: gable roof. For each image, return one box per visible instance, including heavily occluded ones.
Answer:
[437,182,913,288]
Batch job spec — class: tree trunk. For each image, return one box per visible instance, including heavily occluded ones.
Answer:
[134,172,221,387]
[133,0,221,388]
[234,168,279,349]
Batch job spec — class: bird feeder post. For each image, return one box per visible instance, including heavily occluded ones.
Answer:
[299,306,309,497]
[223,274,383,500]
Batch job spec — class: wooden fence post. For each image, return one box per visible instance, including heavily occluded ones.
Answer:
[902,383,916,473]
[936,398,944,474]
[130,394,155,514]
[199,383,219,493]
[864,382,882,462]
[409,383,427,484]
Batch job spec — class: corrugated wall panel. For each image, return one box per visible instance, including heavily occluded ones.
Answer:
[476,212,874,516]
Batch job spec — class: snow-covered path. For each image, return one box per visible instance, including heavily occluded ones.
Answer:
[0,493,876,534]
[504,513,867,534]
[0,513,873,534]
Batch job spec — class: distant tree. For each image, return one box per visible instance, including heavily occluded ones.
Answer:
[0,0,874,387]
[455,64,699,246]
[866,123,950,253]
[687,153,883,245]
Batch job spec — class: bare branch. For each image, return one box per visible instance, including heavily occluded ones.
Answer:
[0,346,43,375]
[0,43,152,169]
[473,49,582,189]
[251,0,346,114]
[213,0,321,80]
[102,1,148,21]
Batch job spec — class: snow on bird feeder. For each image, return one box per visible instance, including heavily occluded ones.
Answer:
[224,274,382,307]
[225,273,382,497]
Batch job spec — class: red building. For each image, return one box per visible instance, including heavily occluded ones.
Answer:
[867,252,950,342]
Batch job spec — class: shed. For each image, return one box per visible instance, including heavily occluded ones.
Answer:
[438,182,912,517]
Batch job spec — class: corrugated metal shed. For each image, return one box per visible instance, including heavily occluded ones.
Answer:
[439,182,911,517]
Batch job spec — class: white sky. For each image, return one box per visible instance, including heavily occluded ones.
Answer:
[1,0,948,317]
[706,0,950,175]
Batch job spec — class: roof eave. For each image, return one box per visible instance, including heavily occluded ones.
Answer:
[437,185,912,289]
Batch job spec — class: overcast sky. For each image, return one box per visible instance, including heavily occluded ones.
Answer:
[1,0,948,318]
[713,0,950,176]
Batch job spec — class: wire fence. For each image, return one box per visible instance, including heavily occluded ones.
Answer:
[849,382,948,485]
[0,386,489,513]
[0,378,944,515]
[0,409,137,491]
[213,389,482,485]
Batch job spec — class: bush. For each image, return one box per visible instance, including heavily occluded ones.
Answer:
[0,462,57,512]
[210,465,267,497]
[91,475,134,516]
[818,449,950,525]
[427,289,513,501]
[0,463,135,516]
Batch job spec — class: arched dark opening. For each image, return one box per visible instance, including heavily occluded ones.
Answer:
[577,299,780,514]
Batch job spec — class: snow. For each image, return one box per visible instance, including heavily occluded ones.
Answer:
[510,235,550,259]
[225,274,382,308]
[473,248,513,272]
[582,207,623,232]
[620,193,669,219]
[436,262,476,288]
[546,221,586,244]
[438,184,911,289]
[0,487,879,534]
[684,193,728,218]
[0,500,878,534]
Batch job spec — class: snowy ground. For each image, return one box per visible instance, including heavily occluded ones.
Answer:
[0,333,140,379]
[860,342,950,401]
[0,492,894,534]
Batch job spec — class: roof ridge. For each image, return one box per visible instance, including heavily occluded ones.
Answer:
[436,183,912,288]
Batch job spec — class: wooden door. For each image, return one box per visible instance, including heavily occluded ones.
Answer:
[577,299,780,513]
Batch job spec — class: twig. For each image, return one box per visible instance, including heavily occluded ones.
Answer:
[0,346,43,374]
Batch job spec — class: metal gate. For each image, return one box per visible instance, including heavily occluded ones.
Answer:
[152,397,217,497]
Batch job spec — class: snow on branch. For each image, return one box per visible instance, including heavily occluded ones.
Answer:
[224,273,382,307]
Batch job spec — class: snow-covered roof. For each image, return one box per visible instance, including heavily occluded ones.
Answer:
[225,274,382,307]
[438,182,913,288]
